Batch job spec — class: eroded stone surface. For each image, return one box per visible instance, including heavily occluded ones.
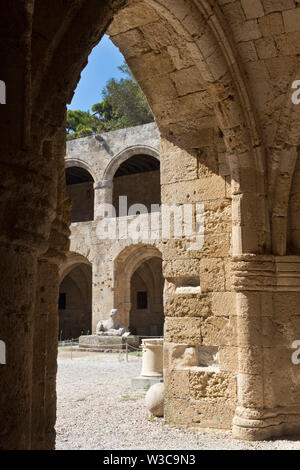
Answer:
[1,0,300,449]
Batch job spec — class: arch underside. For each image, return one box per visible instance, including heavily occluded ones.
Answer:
[8,0,300,256]
[60,251,92,280]
[32,0,271,254]
[107,0,268,257]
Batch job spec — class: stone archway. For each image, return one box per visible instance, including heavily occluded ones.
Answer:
[130,256,164,336]
[102,145,160,188]
[59,263,92,340]
[59,253,92,340]
[99,145,161,213]
[65,158,97,183]
[114,245,163,331]
[31,0,269,255]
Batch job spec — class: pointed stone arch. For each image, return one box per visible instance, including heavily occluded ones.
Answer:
[33,0,266,254]
[269,66,300,255]
[114,244,162,330]
[59,252,92,340]
[59,251,92,281]
[102,144,160,189]
[65,159,97,184]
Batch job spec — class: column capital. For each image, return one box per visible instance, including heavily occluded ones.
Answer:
[94,180,112,190]
[230,255,300,292]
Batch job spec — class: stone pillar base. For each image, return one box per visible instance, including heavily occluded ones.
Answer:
[233,407,300,440]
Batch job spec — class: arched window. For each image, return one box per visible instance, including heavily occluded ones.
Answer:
[66,167,94,222]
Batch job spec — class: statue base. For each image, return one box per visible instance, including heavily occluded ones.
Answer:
[79,334,139,351]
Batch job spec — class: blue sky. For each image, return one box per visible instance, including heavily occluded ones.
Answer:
[68,35,124,112]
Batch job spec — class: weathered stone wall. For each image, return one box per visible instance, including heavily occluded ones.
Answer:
[1,0,300,449]
[288,155,300,253]
[160,134,236,429]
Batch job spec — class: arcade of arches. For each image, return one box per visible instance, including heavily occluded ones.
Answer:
[60,128,164,340]
[64,124,163,341]
[1,0,300,449]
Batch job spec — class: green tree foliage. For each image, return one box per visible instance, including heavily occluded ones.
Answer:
[66,63,154,140]
[66,110,101,141]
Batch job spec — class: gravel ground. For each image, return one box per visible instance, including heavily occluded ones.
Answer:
[56,350,300,450]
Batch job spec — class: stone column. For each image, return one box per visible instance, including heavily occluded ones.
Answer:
[31,131,71,450]
[31,259,61,450]
[0,138,58,449]
[44,260,61,449]
[31,260,48,450]
[94,181,113,217]
[0,3,44,449]
[0,243,38,450]
[232,255,300,440]
[31,226,70,449]
[232,289,266,440]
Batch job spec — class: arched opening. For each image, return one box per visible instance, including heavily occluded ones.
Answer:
[59,262,92,340]
[113,154,160,216]
[130,256,164,336]
[114,245,163,334]
[65,166,94,222]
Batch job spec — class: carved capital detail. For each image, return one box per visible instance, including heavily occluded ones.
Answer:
[231,255,300,292]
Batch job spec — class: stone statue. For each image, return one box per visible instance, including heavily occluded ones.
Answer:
[96,309,125,336]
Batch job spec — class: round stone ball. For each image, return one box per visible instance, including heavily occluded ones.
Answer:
[145,382,164,417]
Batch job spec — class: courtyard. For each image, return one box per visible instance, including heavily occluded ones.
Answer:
[56,350,300,451]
